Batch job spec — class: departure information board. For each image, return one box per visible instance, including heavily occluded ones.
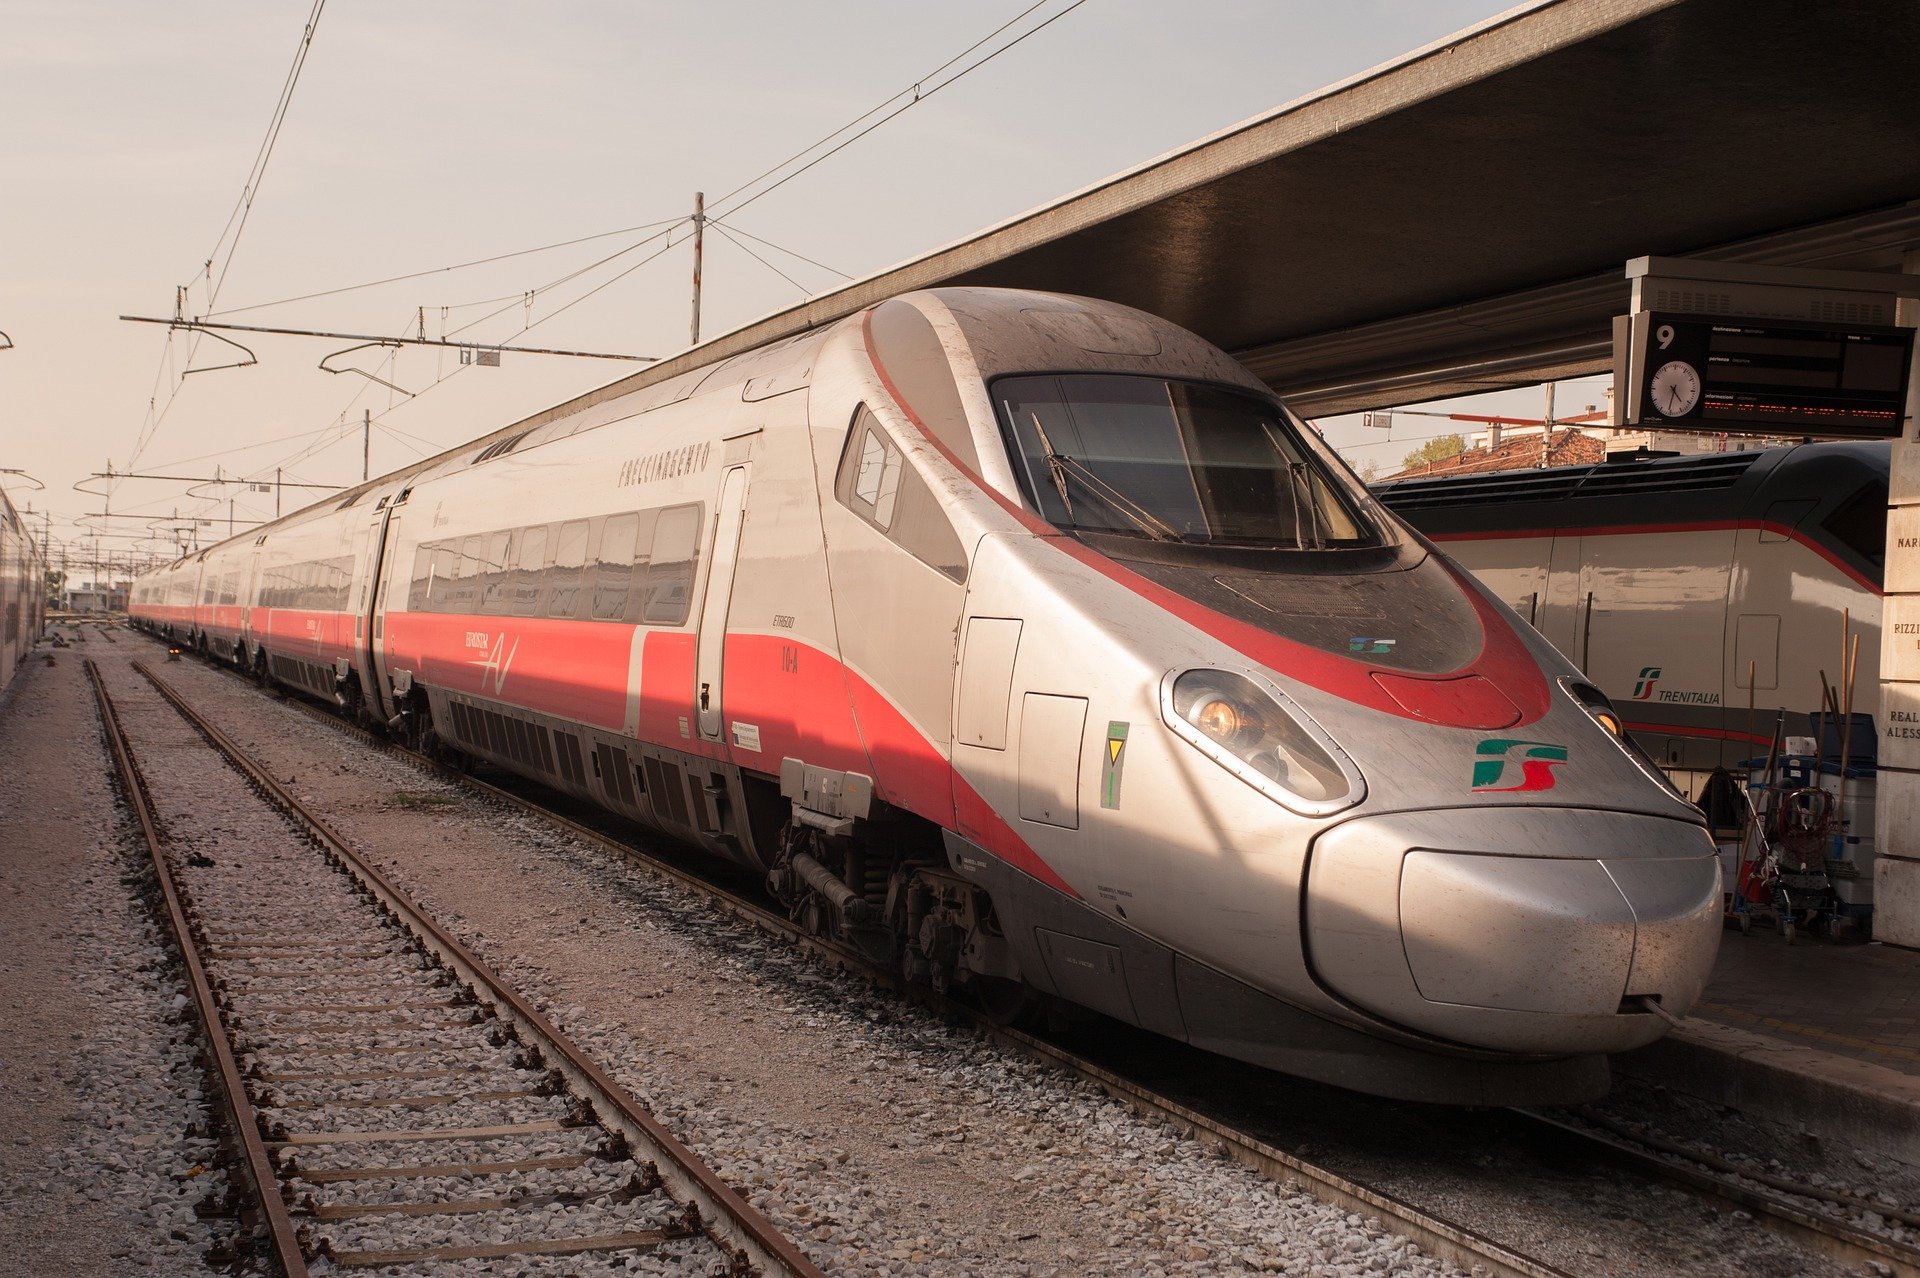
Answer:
[1620,311,1913,437]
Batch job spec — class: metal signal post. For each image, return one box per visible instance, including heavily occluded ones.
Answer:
[690,191,705,347]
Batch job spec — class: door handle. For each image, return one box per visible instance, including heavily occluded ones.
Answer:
[699,682,711,710]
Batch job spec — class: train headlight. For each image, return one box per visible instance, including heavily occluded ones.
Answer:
[1561,678,1682,798]
[1191,695,1253,747]
[1163,670,1364,815]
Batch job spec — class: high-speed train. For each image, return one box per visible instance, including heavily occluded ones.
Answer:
[0,482,45,694]
[133,288,1721,1104]
[1374,442,1886,784]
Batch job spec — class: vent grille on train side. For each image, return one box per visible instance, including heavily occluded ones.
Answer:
[470,430,534,464]
[1569,452,1758,499]
[269,654,332,696]
[643,756,692,827]
[447,698,561,782]
[1375,451,1761,512]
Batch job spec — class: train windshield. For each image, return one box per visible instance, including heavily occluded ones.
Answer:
[993,375,1375,549]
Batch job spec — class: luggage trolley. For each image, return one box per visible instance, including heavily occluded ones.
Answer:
[1728,741,1862,943]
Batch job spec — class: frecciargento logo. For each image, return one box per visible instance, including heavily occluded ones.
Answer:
[466,631,519,696]
[1472,739,1569,792]
[1631,665,1662,700]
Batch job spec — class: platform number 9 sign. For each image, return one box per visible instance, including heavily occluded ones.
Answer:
[1648,322,1702,419]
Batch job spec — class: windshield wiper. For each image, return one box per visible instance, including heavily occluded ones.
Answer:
[1028,414,1179,542]
[1287,463,1328,550]
[1261,421,1330,550]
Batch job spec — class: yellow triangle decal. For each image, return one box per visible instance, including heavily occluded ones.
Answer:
[1108,739,1124,763]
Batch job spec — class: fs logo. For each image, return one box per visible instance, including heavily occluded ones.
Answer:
[1472,739,1569,792]
[1349,637,1397,655]
[1631,666,1662,700]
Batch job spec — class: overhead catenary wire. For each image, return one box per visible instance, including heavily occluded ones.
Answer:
[710,222,812,297]
[124,0,329,476]
[204,0,328,309]
[208,215,687,318]
[444,219,689,339]
[429,1,1090,338]
[117,0,1094,536]
[713,220,853,282]
[174,0,1087,374]
[704,0,1090,223]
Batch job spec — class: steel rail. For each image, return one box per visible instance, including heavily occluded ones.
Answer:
[146,631,1920,1277]
[1514,1109,1920,1278]
[155,649,1569,1278]
[83,657,311,1278]
[128,658,825,1278]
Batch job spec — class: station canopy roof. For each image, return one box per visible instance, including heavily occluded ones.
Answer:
[612,0,1920,422]
[403,0,1920,489]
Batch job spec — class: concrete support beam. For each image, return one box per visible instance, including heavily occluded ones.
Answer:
[1875,250,1920,947]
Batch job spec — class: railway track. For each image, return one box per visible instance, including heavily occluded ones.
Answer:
[86,654,824,1278]
[135,630,1920,1278]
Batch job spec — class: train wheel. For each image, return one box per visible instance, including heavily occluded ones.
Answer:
[965,976,1038,1027]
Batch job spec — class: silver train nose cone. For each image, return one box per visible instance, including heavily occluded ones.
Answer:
[1305,809,1722,1055]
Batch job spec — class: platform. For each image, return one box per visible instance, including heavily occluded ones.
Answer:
[1615,927,1920,1171]
[1699,930,1920,1072]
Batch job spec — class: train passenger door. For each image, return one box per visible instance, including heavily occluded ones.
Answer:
[1583,528,1733,770]
[368,497,409,720]
[696,465,750,741]
[344,507,385,716]
[240,546,264,655]
[1536,533,1584,661]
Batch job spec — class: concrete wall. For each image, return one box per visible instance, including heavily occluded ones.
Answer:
[1875,253,1920,947]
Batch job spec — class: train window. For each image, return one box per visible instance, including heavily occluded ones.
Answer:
[548,519,591,619]
[408,547,431,611]
[428,546,458,610]
[1822,480,1888,573]
[481,530,513,615]
[835,407,968,582]
[333,556,354,610]
[993,375,1373,549]
[446,535,484,614]
[850,429,901,525]
[510,524,549,617]
[641,504,700,625]
[592,513,642,621]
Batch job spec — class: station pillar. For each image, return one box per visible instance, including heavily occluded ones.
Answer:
[1875,249,1920,946]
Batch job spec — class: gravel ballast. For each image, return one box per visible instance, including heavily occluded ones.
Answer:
[125,644,1468,1276]
[67,635,1860,1275]
[0,643,240,1276]
[90,651,744,1276]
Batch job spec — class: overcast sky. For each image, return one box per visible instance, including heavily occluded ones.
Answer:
[1,0,1577,581]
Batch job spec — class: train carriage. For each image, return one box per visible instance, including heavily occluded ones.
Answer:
[134,288,1724,1104]
[0,484,45,690]
[1375,443,1887,782]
